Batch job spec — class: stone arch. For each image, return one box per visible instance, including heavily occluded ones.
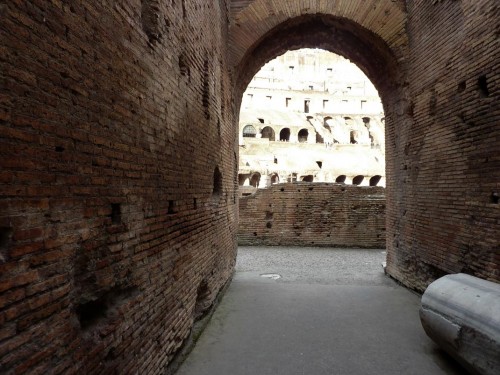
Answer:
[301,175,314,182]
[249,172,261,187]
[336,175,347,184]
[230,8,411,287]
[270,173,279,184]
[298,128,308,143]
[352,175,364,186]
[260,126,275,141]
[279,128,290,141]
[370,175,382,186]
[242,124,257,137]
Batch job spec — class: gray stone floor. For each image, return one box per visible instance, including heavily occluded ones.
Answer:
[176,247,468,375]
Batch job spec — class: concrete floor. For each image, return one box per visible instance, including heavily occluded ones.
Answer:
[176,247,468,375]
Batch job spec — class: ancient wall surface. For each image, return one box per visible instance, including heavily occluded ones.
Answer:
[230,0,499,292]
[385,0,500,291]
[239,183,386,248]
[0,1,237,374]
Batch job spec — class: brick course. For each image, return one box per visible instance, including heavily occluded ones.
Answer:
[239,183,386,248]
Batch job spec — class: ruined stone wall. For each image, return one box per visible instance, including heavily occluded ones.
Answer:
[385,0,500,291]
[239,183,386,248]
[0,1,237,374]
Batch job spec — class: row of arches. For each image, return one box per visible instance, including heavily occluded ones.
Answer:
[238,173,383,188]
[242,115,383,146]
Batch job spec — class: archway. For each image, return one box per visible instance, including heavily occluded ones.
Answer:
[352,175,364,186]
[279,128,290,142]
[243,125,257,138]
[261,126,276,141]
[298,129,308,143]
[231,9,410,285]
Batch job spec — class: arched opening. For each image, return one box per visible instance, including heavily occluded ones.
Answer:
[270,174,279,184]
[301,175,314,182]
[233,12,403,280]
[243,125,257,138]
[335,175,346,183]
[250,172,261,188]
[261,126,276,141]
[279,128,290,142]
[352,175,364,185]
[298,129,308,143]
[369,175,382,186]
[350,130,358,144]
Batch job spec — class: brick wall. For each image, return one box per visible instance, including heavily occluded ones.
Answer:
[239,183,386,248]
[0,1,237,373]
[1,0,499,373]
[385,0,500,291]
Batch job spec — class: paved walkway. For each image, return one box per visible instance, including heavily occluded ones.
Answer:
[177,247,468,375]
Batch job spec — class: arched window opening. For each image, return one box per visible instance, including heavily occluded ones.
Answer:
[369,175,382,186]
[301,175,314,182]
[298,129,308,143]
[270,174,279,184]
[352,175,364,185]
[336,175,346,183]
[350,130,358,144]
[249,173,261,188]
[279,128,290,141]
[362,117,371,125]
[261,126,275,141]
[243,125,257,138]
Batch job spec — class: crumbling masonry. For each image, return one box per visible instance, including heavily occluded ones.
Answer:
[0,1,498,374]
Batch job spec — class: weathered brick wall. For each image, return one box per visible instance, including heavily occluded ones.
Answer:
[0,1,237,374]
[385,0,500,291]
[239,183,386,248]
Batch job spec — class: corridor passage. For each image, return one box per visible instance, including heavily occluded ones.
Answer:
[177,247,467,375]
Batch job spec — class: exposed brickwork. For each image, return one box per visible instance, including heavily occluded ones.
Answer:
[1,0,499,373]
[239,183,386,248]
[385,0,500,291]
[231,0,499,292]
[0,1,236,374]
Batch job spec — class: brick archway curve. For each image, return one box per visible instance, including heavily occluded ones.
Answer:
[229,8,414,285]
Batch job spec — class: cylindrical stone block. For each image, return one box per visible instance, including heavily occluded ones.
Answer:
[420,273,500,375]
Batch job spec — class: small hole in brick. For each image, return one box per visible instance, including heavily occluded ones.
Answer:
[110,204,121,224]
[492,192,499,204]
[309,187,313,191]
[253,232,257,236]
[280,188,284,192]
[213,167,222,196]
[266,222,272,229]
[478,75,489,97]
[457,81,466,93]
[298,189,301,192]
[0,227,13,263]
[55,146,65,152]
[327,234,330,237]
[193,198,197,209]
[194,280,210,319]
[168,200,175,214]
[76,298,108,330]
